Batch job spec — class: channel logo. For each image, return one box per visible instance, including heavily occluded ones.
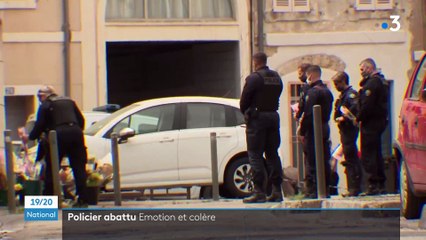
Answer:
[381,15,401,32]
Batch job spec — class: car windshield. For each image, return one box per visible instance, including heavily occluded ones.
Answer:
[84,104,140,136]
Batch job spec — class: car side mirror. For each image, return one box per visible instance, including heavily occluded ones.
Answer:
[422,88,426,102]
[117,127,135,144]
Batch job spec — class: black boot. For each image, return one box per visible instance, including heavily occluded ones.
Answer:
[329,172,339,196]
[243,192,266,203]
[72,198,89,208]
[360,184,381,196]
[343,174,361,197]
[303,180,317,199]
[243,185,266,203]
[266,185,283,202]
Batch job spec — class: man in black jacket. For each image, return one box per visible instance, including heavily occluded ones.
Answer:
[357,58,388,195]
[23,86,89,207]
[240,52,283,203]
[299,65,334,198]
[294,63,311,121]
[332,71,362,196]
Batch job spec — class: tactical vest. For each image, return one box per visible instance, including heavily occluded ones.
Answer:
[255,69,283,111]
[47,96,78,129]
[379,77,389,119]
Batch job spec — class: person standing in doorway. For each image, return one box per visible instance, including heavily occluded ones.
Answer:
[240,52,284,203]
[332,71,362,197]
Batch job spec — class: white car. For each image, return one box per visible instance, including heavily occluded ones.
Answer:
[84,97,252,198]
[82,111,111,129]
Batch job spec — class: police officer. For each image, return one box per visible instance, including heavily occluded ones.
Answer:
[240,52,283,203]
[294,63,311,121]
[299,65,334,198]
[357,58,388,195]
[332,71,362,197]
[23,86,89,207]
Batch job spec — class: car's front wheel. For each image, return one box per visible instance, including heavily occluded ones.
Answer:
[224,157,253,198]
[400,161,426,219]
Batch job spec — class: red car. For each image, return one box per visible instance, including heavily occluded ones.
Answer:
[394,53,426,219]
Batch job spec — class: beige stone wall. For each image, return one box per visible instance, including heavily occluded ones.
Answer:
[2,0,62,32]
[252,0,423,167]
[263,0,412,33]
[3,43,63,86]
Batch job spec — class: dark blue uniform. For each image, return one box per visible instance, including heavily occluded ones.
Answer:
[240,66,283,197]
[300,80,333,198]
[357,72,388,194]
[334,86,362,195]
[295,83,310,121]
[30,94,88,205]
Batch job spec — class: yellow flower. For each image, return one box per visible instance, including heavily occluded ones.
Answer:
[14,183,23,191]
[86,171,104,187]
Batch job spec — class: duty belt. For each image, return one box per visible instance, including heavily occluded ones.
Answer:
[56,122,76,127]
[256,109,276,112]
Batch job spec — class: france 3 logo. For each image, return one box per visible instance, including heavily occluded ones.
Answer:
[381,15,401,32]
[24,196,58,221]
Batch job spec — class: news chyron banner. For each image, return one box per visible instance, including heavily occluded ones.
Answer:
[63,209,400,239]
[25,196,58,221]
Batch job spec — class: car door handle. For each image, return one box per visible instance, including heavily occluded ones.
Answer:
[160,138,175,143]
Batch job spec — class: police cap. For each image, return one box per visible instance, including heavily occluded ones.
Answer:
[37,85,56,97]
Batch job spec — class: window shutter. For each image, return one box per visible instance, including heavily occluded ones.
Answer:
[292,0,310,12]
[375,0,393,10]
[356,0,374,10]
[273,0,291,12]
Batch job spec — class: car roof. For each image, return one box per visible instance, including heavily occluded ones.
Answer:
[130,96,240,109]
[83,111,111,116]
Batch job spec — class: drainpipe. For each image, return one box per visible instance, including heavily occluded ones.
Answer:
[257,0,264,53]
[62,0,71,97]
[250,0,255,72]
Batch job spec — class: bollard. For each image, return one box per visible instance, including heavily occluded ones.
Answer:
[111,132,122,206]
[4,130,16,213]
[210,132,220,201]
[313,105,327,199]
[419,204,426,229]
[48,131,63,208]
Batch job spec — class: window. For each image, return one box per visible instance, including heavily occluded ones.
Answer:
[185,103,226,129]
[108,104,176,137]
[105,0,235,21]
[233,107,245,125]
[273,0,310,13]
[355,0,393,11]
[410,58,426,100]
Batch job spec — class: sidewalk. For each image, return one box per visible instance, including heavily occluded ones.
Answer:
[0,194,400,240]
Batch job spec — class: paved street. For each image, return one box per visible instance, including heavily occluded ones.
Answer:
[1,194,416,239]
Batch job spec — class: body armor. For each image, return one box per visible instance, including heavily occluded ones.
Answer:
[255,69,283,111]
[47,96,78,129]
